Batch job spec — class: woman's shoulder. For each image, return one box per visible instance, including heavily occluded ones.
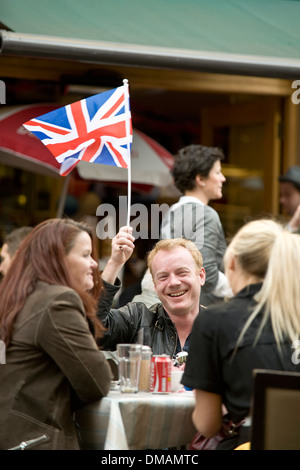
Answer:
[203,204,222,222]
[200,299,234,319]
[16,282,85,333]
[195,297,253,350]
[35,280,77,296]
[31,281,83,309]
[199,295,252,325]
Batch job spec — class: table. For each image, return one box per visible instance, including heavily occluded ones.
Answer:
[75,390,197,450]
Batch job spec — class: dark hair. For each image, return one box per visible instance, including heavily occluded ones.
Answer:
[0,218,105,346]
[171,144,224,193]
[4,226,33,257]
[290,182,300,192]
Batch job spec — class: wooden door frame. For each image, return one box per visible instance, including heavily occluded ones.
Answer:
[201,96,297,214]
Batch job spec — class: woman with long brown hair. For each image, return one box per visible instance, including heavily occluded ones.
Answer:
[0,218,134,450]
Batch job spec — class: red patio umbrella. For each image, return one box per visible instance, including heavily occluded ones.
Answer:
[0,104,61,177]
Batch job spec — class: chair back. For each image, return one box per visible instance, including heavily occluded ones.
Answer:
[251,369,300,450]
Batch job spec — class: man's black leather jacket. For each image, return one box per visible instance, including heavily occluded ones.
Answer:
[97,280,180,358]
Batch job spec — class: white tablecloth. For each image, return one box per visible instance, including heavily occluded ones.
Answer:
[75,390,196,450]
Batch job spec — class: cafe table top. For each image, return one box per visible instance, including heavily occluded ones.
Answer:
[75,389,197,451]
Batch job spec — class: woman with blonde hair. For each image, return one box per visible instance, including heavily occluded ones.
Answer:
[182,219,300,450]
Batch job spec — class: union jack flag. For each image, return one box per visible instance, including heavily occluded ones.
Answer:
[23,83,132,176]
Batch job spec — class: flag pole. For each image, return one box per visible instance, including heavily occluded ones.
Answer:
[56,173,71,218]
[123,78,132,228]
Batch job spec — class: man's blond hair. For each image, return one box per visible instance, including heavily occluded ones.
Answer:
[147,238,203,275]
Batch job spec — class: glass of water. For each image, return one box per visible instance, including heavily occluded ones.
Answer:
[117,343,142,393]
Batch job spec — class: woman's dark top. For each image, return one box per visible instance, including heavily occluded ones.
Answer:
[182,283,300,422]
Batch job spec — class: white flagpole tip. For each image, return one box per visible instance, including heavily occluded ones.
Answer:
[123,78,128,85]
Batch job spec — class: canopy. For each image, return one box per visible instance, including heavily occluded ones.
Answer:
[1,0,300,78]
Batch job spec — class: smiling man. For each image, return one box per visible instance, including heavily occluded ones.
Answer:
[98,233,205,358]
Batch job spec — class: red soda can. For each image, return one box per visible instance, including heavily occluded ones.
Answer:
[150,355,172,393]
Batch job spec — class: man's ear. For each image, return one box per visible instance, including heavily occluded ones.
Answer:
[199,267,206,286]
